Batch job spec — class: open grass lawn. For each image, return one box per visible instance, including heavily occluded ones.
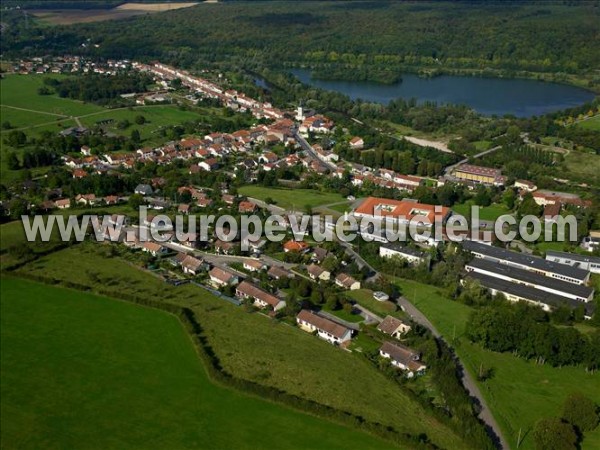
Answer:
[239,185,347,211]
[78,105,206,143]
[576,114,600,131]
[563,150,600,185]
[0,74,104,117]
[347,289,401,318]
[12,242,468,449]
[394,278,600,450]
[451,202,511,222]
[1,277,397,450]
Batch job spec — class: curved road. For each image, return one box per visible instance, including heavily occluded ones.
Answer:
[397,296,509,450]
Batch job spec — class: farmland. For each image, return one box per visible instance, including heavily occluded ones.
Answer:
[5,236,469,450]
[239,185,348,211]
[0,277,395,450]
[394,278,600,450]
[30,3,199,26]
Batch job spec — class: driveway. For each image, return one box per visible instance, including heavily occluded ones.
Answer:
[396,296,509,450]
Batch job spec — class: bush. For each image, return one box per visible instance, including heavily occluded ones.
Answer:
[533,417,577,450]
[562,393,599,432]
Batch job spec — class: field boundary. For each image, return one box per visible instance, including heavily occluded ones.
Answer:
[2,271,434,450]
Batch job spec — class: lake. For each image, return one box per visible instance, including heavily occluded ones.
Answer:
[290,69,595,118]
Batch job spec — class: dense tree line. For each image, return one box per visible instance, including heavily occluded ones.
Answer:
[43,73,152,105]
[466,304,600,369]
[3,2,599,85]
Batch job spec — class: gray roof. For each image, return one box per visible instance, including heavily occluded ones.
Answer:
[467,258,594,300]
[381,243,426,258]
[466,272,595,316]
[546,250,600,265]
[462,240,589,282]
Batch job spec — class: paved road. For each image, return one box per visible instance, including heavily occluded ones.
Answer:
[339,241,380,282]
[294,131,337,171]
[397,296,509,450]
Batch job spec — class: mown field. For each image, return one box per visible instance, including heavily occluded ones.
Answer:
[563,150,600,186]
[239,185,348,211]
[451,202,511,222]
[576,114,600,131]
[394,278,600,450]
[1,276,397,450]
[0,74,104,117]
[0,225,469,450]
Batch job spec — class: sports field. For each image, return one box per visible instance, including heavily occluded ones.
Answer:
[239,186,348,211]
[0,277,395,450]
[395,278,600,450]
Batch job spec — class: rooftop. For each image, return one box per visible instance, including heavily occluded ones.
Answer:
[462,240,589,282]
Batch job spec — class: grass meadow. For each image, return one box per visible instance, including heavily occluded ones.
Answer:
[1,276,396,450]
[239,186,348,211]
[394,278,600,450]
[576,114,600,131]
[451,202,511,222]
[3,234,468,450]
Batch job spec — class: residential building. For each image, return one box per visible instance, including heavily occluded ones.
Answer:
[268,266,295,280]
[377,316,412,338]
[335,273,361,290]
[243,259,266,272]
[307,264,331,281]
[235,281,286,311]
[209,267,239,286]
[283,240,309,253]
[296,310,353,345]
[181,255,206,275]
[379,342,426,377]
[141,242,168,257]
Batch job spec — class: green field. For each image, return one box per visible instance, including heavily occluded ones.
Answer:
[239,186,348,211]
[395,278,600,450]
[563,150,600,185]
[576,114,600,131]
[1,277,397,450]
[0,74,104,117]
[4,235,468,449]
[452,202,511,222]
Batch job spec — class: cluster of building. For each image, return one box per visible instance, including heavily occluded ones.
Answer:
[462,240,596,318]
[10,56,131,76]
[134,62,284,121]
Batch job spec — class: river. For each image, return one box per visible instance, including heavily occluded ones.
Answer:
[289,69,595,118]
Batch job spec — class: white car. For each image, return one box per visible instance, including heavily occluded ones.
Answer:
[373,291,389,302]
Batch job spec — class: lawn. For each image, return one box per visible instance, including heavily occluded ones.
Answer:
[0,74,104,117]
[576,114,600,131]
[239,185,348,211]
[563,150,600,185]
[394,277,600,450]
[347,288,401,318]
[452,202,511,222]
[78,105,209,144]
[0,276,395,450]
[12,242,469,449]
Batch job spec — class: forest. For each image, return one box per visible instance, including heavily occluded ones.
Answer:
[2,2,599,88]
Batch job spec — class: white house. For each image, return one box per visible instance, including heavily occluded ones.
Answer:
[235,281,286,311]
[379,341,426,378]
[296,310,353,345]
